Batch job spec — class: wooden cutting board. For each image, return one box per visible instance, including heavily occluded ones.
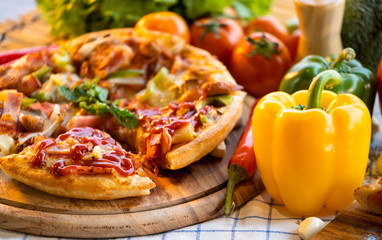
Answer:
[0,96,264,238]
[312,202,382,239]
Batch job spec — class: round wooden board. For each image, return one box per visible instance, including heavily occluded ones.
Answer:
[0,96,264,238]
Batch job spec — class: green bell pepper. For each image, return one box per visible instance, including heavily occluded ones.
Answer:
[279,48,377,112]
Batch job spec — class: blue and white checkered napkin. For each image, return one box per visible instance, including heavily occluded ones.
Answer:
[0,190,337,240]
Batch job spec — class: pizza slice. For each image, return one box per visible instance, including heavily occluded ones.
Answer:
[354,178,382,214]
[0,127,155,199]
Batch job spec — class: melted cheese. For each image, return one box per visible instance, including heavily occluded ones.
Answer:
[0,134,15,157]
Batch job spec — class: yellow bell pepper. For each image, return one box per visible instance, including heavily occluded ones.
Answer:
[252,70,371,216]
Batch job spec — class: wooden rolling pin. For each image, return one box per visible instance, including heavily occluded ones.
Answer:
[294,0,345,60]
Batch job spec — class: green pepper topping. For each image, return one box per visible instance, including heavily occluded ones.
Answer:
[31,92,52,102]
[106,69,144,79]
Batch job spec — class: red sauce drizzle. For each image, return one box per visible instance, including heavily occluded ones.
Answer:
[58,127,106,142]
[138,101,208,135]
[137,101,211,158]
[91,146,134,176]
[30,138,56,168]
[71,144,88,161]
[31,127,135,177]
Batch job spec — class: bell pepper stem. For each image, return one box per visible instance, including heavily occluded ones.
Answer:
[225,164,248,216]
[330,48,356,69]
[305,70,342,109]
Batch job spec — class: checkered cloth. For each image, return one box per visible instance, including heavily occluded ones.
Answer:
[0,190,337,240]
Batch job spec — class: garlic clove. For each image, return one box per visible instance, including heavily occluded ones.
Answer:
[298,217,325,240]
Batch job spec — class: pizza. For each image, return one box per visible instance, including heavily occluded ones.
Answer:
[0,127,155,199]
[0,28,245,199]
[354,178,382,215]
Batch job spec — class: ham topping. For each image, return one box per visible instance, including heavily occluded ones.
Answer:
[201,81,243,98]
[0,92,23,136]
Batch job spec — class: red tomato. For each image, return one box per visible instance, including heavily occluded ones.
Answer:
[286,29,300,62]
[245,16,290,47]
[230,32,292,97]
[135,11,190,43]
[190,17,244,66]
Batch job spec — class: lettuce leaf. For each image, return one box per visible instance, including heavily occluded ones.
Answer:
[100,0,177,29]
[234,0,273,21]
[36,0,272,39]
[180,0,232,20]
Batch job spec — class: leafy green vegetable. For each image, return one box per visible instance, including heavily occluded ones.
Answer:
[233,0,273,22]
[59,79,138,128]
[109,102,138,129]
[231,1,252,21]
[36,0,272,39]
[57,86,77,102]
[180,0,231,20]
[78,101,110,116]
[101,0,176,29]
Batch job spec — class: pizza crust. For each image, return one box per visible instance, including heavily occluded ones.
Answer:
[0,151,155,200]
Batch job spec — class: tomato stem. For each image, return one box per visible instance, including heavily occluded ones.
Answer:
[196,18,227,42]
[246,33,281,59]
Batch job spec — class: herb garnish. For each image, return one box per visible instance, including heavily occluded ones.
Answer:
[59,78,138,129]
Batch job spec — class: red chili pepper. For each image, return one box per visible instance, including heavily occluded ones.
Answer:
[225,99,258,216]
[0,45,58,65]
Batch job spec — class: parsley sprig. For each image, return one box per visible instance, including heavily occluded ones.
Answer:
[59,78,138,129]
